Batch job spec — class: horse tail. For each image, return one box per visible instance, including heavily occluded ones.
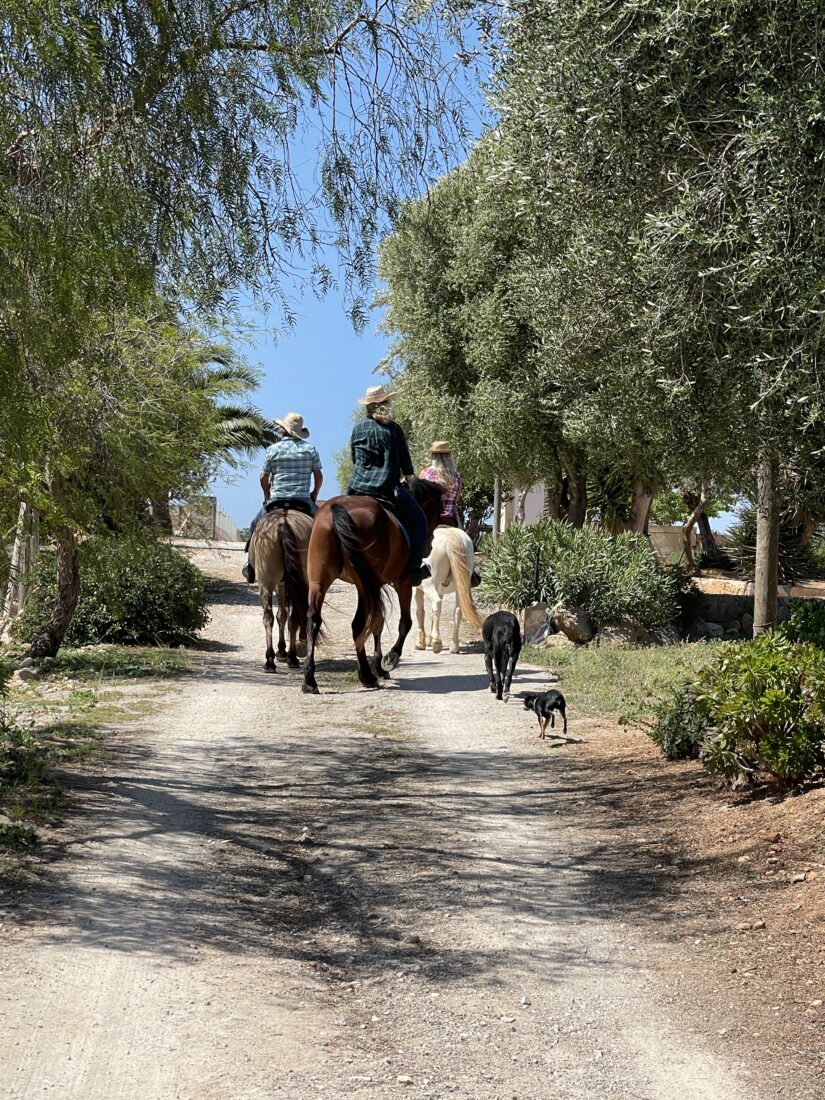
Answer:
[330,503,387,636]
[446,532,484,630]
[277,518,308,633]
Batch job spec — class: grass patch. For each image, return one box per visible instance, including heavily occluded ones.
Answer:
[524,641,720,724]
[37,644,189,681]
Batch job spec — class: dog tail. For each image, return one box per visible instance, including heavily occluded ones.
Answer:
[445,533,484,630]
[330,503,387,639]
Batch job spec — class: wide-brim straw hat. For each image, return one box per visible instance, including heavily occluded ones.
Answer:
[430,440,452,454]
[357,384,396,406]
[274,412,310,439]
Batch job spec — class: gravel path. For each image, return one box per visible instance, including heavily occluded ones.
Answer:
[0,546,810,1098]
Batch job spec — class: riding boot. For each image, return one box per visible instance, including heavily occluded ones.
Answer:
[242,560,255,584]
[408,561,432,586]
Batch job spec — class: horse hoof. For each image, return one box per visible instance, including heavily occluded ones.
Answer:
[264,664,277,674]
[415,642,426,651]
[296,643,308,658]
[287,658,301,670]
[431,639,443,654]
[450,645,460,654]
[362,681,381,691]
[382,653,399,672]
[276,649,288,662]
[302,682,319,695]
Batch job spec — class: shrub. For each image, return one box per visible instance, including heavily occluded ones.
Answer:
[14,530,209,647]
[782,600,825,649]
[695,633,825,786]
[726,506,814,583]
[479,520,683,631]
[649,686,711,760]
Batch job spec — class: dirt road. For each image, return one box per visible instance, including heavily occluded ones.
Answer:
[0,545,820,1099]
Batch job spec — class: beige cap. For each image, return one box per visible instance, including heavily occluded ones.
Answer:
[430,440,452,454]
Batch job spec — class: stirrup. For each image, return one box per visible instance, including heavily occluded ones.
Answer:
[242,561,256,584]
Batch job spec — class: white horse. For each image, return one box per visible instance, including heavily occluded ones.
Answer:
[415,526,484,654]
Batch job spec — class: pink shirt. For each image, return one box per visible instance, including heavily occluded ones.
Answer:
[420,467,462,518]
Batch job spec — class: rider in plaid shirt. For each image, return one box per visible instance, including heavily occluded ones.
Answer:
[242,411,322,583]
[347,385,430,584]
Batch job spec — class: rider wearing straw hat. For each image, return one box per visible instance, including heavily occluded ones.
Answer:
[419,441,463,528]
[242,411,323,583]
[347,384,430,585]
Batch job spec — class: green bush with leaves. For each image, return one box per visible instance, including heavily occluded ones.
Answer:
[14,532,209,647]
[696,633,825,786]
[782,600,825,650]
[648,687,711,760]
[479,520,683,631]
[726,507,815,584]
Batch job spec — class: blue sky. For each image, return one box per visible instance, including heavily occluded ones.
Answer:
[211,291,391,529]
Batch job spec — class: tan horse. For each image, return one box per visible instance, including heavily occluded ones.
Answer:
[249,508,313,671]
[415,526,483,653]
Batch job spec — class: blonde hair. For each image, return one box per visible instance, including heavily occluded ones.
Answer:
[367,401,394,425]
[430,451,458,491]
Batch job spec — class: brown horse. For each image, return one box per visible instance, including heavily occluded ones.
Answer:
[249,508,313,671]
[302,479,444,693]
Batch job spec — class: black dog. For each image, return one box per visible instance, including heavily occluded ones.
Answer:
[482,611,521,701]
[523,690,568,739]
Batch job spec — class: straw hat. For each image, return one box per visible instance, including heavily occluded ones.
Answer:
[430,440,452,454]
[357,384,395,406]
[274,411,310,439]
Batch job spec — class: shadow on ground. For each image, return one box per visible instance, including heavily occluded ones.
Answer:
[9,716,724,994]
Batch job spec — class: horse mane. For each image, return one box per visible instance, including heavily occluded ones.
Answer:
[410,476,444,506]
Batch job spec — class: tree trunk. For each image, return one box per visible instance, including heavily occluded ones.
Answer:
[516,488,527,523]
[754,448,779,636]
[27,527,81,658]
[627,478,655,534]
[681,494,706,571]
[492,477,502,540]
[543,479,562,520]
[562,459,587,527]
[149,494,173,533]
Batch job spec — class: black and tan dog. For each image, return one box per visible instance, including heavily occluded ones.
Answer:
[523,690,568,739]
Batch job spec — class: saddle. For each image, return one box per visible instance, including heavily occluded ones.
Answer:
[346,490,410,550]
[264,497,313,518]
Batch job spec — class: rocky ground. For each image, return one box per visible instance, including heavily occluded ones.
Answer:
[0,543,822,1099]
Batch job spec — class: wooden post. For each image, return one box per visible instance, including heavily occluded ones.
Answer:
[754,447,779,635]
[492,477,502,540]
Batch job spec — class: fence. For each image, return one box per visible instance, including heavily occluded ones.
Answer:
[170,496,241,541]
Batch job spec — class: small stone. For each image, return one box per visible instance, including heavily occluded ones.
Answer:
[396,1075,414,1085]
[19,657,34,669]
[762,832,781,844]
[735,922,752,931]
[737,855,753,864]
[752,919,766,929]
[500,1015,516,1023]
[791,873,807,884]
[17,667,38,682]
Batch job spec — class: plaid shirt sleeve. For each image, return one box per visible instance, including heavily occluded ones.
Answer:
[395,424,414,477]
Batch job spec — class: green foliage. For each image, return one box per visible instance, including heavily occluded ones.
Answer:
[480,520,682,630]
[696,634,825,786]
[649,688,711,761]
[15,532,209,647]
[726,507,814,584]
[781,601,825,650]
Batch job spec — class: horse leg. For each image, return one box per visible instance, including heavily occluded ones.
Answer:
[383,580,413,672]
[451,601,462,654]
[373,629,390,679]
[353,591,381,689]
[286,613,301,669]
[261,587,277,673]
[430,591,444,654]
[302,582,326,694]
[276,582,289,661]
[415,586,427,650]
[297,622,307,659]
